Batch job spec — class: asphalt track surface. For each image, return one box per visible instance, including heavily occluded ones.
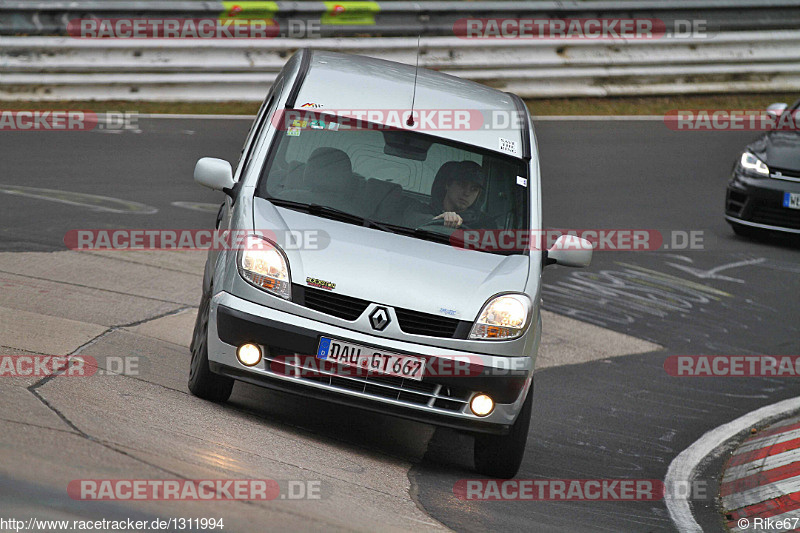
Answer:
[1,117,799,532]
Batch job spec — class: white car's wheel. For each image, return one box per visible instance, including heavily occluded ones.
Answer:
[473,384,533,479]
[188,288,234,402]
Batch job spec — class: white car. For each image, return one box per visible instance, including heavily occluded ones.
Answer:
[188,49,591,478]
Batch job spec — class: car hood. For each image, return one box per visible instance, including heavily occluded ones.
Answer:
[252,197,529,321]
[749,132,800,171]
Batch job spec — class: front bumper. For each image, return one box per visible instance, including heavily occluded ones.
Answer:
[208,292,534,435]
[726,172,800,233]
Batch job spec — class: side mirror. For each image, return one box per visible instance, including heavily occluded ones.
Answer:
[194,157,234,193]
[545,235,592,268]
[766,102,788,118]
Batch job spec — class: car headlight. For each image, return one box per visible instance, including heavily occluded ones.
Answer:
[469,294,532,340]
[740,152,769,176]
[238,235,291,300]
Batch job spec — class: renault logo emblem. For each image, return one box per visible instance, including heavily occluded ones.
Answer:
[369,307,390,331]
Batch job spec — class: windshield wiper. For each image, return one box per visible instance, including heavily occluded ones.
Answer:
[267,198,399,234]
[409,227,453,245]
[267,198,470,245]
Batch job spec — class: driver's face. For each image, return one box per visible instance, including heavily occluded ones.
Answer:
[444,179,481,212]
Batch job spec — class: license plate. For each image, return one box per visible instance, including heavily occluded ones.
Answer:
[783,192,800,210]
[317,337,425,381]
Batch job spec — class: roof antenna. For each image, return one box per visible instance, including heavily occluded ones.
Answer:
[406,35,421,127]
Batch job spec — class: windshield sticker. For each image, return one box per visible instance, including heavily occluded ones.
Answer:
[327,122,340,131]
[307,277,336,291]
[287,127,301,137]
[309,119,326,129]
[516,176,528,187]
[499,138,517,154]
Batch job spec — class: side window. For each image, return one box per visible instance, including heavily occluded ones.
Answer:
[234,77,284,182]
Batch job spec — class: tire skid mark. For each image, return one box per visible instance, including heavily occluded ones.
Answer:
[540,260,776,353]
[0,184,157,214]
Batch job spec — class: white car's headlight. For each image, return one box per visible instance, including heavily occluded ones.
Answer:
[469,294,532,340]
[740,152,769,176]
[238,235,291,300]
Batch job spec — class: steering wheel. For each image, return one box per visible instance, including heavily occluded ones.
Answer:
[415,217,473,231]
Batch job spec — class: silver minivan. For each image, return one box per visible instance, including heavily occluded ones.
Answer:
[189,49,591,478]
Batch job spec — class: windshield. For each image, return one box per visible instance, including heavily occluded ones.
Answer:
[256,111,529,252]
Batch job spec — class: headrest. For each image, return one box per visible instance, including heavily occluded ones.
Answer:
[303,147,354,192]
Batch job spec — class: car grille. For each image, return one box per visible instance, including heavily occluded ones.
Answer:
[750,204,800,229]
[302,286,369,321]
[265,354,472,413]
[299,286,467,337]
[770,167,800,181]
[395,307,461,337]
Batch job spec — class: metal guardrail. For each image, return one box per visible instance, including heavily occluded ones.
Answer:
[2,0,800,37]
[2,31,799,101]
[2,1,800,101]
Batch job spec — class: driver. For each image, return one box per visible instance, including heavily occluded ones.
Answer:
[406,161,485,229]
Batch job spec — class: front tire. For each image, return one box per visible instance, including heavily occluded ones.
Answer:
[188,289,234,402]
[473,383,533,479]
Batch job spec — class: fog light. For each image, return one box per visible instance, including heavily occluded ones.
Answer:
[470,393,494,417]
[237,343,262,366]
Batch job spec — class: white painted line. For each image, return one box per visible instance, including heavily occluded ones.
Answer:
[0,184,158,214]
[767,415,800,431]
[723,447,800,483]
[734,428,800,454]
[665,396,800,533]
[722,478,800,510]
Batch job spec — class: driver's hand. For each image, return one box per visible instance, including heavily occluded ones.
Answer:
[434,212,463,228]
